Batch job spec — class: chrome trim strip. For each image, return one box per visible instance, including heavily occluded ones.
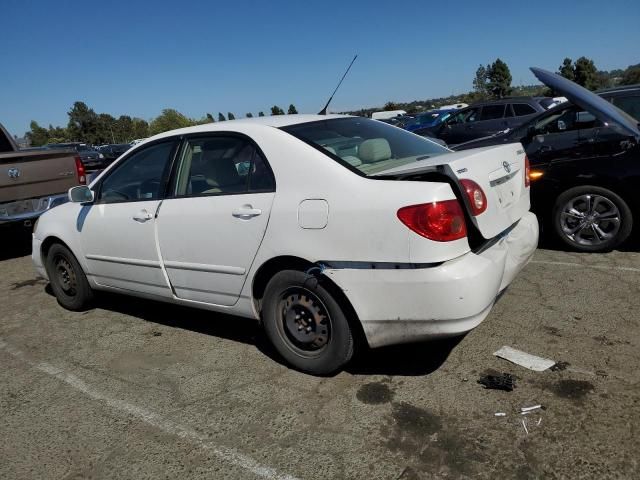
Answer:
[163,261,246,275]
[490,170,518,187]
[85,254,162,268]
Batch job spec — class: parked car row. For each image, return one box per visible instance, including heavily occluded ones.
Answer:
[450,75,640,253]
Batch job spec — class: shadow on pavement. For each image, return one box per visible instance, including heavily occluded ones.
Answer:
[1,226,33,261]
[60,291,460,377]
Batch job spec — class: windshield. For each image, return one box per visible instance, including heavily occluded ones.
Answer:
[282,117,449,176]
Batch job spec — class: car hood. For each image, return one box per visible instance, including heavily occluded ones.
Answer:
[531,67,640,138]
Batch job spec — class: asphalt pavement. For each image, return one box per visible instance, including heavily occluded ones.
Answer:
[1,233,639,479]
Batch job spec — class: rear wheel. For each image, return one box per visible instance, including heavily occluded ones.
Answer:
[552,186,632,252]
[45,243,94,311]
[262,270,354,375]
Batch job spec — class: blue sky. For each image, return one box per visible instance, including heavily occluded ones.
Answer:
[2,0,639,136]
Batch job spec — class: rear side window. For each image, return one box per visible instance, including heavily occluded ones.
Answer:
[612,96,640,121]
[512,103,537,116]
[479,105,506,120]
[172,136,275,197]
[98,141,175,203]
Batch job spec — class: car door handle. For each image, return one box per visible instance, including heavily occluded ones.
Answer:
[539,145,552,153]
[132,209,153,222]
[232,205,262,219]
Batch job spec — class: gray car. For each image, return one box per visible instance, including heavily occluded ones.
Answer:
[415,97,549,146]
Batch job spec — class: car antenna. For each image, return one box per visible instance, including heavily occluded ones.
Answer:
[318,54,358,115]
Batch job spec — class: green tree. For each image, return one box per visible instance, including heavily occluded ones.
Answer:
[258,111,265,117]
[486,58,512,98]
[472,64,489,97]
[574,57,599,90]
[287,104,298,114]
[620,65,640,85]
[270,105,285,115]
[149,109,194,135]
[383,101,399,111]
[131,118,149,139]
[558,58,575,81]
[206,113,215,122]
[228,112,235,120]
[67,101,99,143]
[218,112,226,122]
[25,121,50,146]
[245,112,254,118]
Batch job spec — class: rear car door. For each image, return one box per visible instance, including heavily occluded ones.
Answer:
[156,134,276,306]
[473,104,508,138]
[79,139,178,296]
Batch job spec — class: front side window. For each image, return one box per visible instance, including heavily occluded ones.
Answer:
[447,108,480,125]
[98,141,175,203]
[612,96,640,121]
[282,117,449,176]
[173,136,275,197]
[512,103,537,116]
[479,104,506,121]
[531,106,583,135]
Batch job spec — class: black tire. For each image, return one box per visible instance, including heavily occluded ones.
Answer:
[552,185,633,252]
[45,243,94,311]
[262,270,354,375]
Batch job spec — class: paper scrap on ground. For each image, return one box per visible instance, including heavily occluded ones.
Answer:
[493,346,556,372]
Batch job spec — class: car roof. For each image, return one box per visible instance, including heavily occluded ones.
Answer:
[468,97,546,107]
[596,84,640,94]
[149,114,352,141]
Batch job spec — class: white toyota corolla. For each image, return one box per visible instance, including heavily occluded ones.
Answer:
[32,115,538,374]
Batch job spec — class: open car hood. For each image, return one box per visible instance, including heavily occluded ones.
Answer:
[531,67,640,138]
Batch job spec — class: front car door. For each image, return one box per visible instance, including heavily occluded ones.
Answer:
[156,134,276,306]
[524,105,584,165]
[440,107,481,144]
[79,139,178,297]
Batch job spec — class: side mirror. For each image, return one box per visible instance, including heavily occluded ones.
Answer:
[525,125,536,140]
[68,185,94,204]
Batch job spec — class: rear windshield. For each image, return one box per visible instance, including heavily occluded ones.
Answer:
[282,117,449,176]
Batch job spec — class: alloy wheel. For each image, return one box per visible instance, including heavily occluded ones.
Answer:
[559,194,621,247]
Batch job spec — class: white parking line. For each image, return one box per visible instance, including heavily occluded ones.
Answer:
[530,260,640,273]
[0,339,300,480]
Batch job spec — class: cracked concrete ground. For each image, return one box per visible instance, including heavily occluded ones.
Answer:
[1,232,639,479]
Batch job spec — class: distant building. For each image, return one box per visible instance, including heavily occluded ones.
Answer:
[15,136,30,148]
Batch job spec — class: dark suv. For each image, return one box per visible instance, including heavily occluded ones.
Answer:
[597,84,640,121]
[415,97,549,145]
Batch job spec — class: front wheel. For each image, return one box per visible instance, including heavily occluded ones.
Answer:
[262,270,354,375]
[45,243,94,311]
[552,186,633,252]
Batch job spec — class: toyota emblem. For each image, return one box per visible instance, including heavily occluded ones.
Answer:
[502,161,511,173]
[7,167,20,179]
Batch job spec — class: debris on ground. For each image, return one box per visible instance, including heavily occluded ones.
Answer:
[494,412,506,417]
[478,372,516,391]
[551,361,570,371]
[521,405,543,414]
[493,346,556,372]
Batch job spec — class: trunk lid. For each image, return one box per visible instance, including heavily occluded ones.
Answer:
[531,67,640,139]
[374,143,530,239]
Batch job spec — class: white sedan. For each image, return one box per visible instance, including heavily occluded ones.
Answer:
[32,114,538,374]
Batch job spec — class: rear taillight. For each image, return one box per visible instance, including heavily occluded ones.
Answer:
[524,155,530,187]
[397,200,467,242]
[459,179,487,216]
[75,156,86,185]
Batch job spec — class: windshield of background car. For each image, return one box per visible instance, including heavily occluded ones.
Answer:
[282,117,450,176]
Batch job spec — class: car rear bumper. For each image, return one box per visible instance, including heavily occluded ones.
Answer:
[0,193,68,226]
[325,211,539,348]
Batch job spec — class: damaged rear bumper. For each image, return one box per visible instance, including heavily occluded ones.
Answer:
[324,211,539,348]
